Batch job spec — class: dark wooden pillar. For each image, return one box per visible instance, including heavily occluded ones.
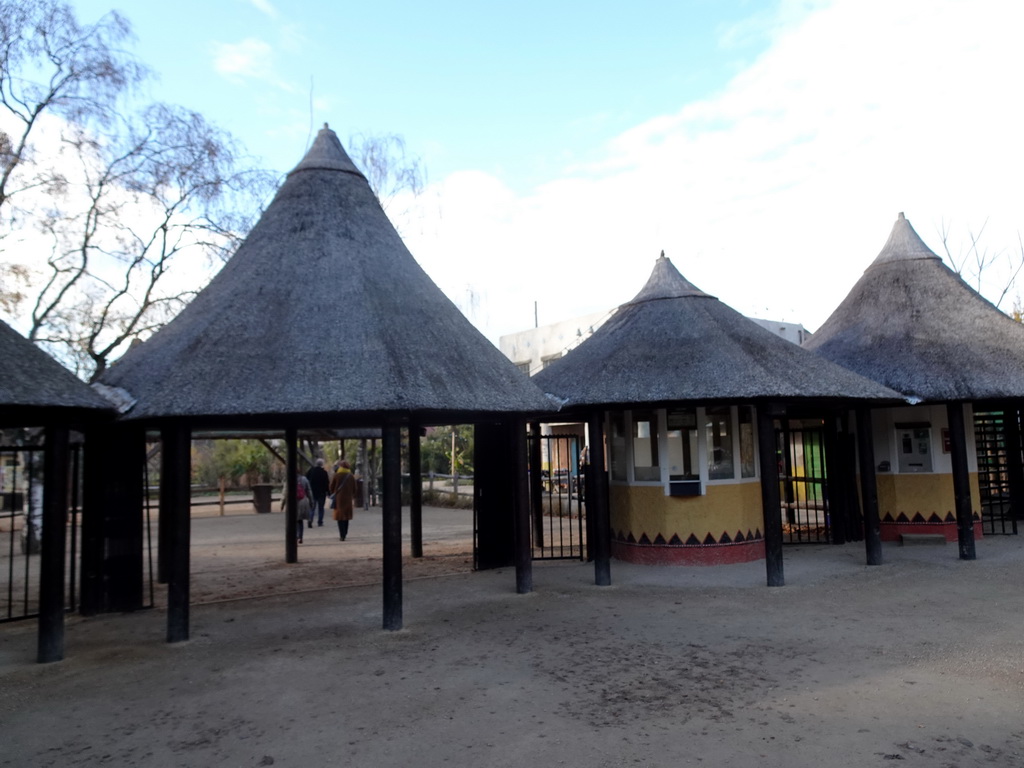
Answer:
[382,423,403,630]
[286,428,298,564]
[512,417,532,594]
[37,425,70,663]
[757,404,785,586]
[79,426,106,616]
[822,411,846,545]
[587,412,611,586]
[946,402,977,560]
[80,424,146,615]
[163,423,191,643]
[529,422,544,548]
[855,407,882,565]
[409,425,423,559]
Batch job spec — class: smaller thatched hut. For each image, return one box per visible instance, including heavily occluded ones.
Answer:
[534,254,899,581]
[0,319,113,662]
[805,213,1024,554]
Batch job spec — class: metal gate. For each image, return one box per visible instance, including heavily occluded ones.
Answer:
[2,441,157,623]
[1,444,83,623]
[974,409,1019,535]
[778,420,831,544]
[528,433,587,560]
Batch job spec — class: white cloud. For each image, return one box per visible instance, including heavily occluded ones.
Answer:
[402,0,1024,343]
[211,37,298,94]
[246,0,278,19]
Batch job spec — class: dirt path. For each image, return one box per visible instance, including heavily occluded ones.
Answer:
[1,519,1022,768]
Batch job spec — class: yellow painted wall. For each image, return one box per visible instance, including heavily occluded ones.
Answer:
[610,482,764,541]
[874,472,981,519]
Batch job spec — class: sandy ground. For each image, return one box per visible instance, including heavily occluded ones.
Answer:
[1,508,1023,768]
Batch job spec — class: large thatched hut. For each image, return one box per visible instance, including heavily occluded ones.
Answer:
[534,253,900,584]
[94,125,553,638]
[805,213,1024,556]
[0,319,113,662]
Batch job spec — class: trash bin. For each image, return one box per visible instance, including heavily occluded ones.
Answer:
[251,483,274,514]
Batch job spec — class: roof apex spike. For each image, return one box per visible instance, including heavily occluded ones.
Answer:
[288,123,365,178]
[625,252,713,305]
[870,212,941,267]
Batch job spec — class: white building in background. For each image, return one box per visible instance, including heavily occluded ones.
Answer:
[500,310,812,376]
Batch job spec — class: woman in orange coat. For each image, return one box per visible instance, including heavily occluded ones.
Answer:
[329,460,357,541]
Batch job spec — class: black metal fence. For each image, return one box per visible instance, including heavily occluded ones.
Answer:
[529,434,587,560]
[778,422,831,544]
[974,409,1019,535]
[1,445,83,623]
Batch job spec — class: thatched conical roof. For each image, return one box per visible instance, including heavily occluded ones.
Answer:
[100,125,552,422]
[533,253,901,409]
[804,213,1024,403]
[0,319,113,425]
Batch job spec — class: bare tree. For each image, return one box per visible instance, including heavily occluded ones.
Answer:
[347,132,425,233]
[22,104,273,380]
[0,0,146,219]
[0,2,273,380]
[939,218,1024,314]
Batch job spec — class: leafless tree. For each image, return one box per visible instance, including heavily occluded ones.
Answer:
[939,218,1024,315]
[0,0,146,219]
[0,2,273,380]
[348,132,425,233]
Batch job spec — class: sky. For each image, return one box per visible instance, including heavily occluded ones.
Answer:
[63,0,1024,344]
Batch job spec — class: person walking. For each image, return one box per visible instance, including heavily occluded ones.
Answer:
[281,470,314,544]
[329,460,356,541]
[306,458,330,527]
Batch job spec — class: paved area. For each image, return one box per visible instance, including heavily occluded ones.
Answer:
[1,519,1022,768]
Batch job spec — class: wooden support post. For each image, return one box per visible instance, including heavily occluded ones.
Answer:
[529,422,544,548]
[164,423,191,643]
[587,412,612,586]
[757,404,785,586]
[856,407,883,565]
[512,417,533,594]
[37,425,70,664]
[946,402,977,560]
[823,410,846,546]
[219,477,225,517]
[409,424,423,559]
[286,428,298,565]
[382,423,403,630]
[79,427,106,616]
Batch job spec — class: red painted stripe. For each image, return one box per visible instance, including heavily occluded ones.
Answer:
[611,538,765,566]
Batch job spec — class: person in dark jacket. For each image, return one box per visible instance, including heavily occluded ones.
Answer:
[306,458,331,527]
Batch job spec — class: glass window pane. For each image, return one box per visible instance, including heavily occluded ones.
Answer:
[739,406,756,478]
[632,409,660,481]
[706,406,734,480]
[667,408,699,480]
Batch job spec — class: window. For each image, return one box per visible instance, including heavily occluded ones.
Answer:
[738,406,756,478]
[609,412,627,481]
[896,423,932,473]
[632,410,660,481]
[515,361,531,375]
[667,408,699,481]
[706,406,734,480]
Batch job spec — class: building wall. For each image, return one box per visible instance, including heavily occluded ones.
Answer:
[610,480,765,565]
[869,403,983,540]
